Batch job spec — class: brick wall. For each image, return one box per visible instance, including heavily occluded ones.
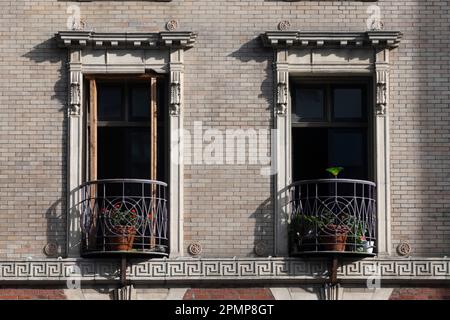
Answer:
[183,288,274,300]
[390,288,450,300]
[0,288,66,300]
[1,0,450,259]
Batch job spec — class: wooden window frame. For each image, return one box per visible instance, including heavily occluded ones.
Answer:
[85,74,163,183]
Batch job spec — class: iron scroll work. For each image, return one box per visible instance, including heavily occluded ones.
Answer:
[78,179,169,257]
[288,179,377,256]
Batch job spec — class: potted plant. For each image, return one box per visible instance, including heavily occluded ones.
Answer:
[106,203,138,251]
[359,235,375,253]
[290,214,321,252]
[326,166,344,179]
[319,223,351,251]
[346,220,366,252]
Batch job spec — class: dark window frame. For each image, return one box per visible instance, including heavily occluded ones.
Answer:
[290,77,374,181]
[291,78,371,128]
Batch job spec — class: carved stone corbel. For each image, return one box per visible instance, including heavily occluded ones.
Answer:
[277,81,288,115]
[170,71,181,116]
[376,70,388,116]
[69,79,81,116]
[68,49,82,117]
[276,66,289,115]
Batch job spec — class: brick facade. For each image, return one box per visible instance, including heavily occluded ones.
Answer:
[0,288,66,300]
[183,288,274,300]
[390,288,450,300]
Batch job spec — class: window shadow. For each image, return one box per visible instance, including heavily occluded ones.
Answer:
[22,36,68,257]
[228,37,275,256]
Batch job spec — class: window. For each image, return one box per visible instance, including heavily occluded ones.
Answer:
[86,76,168,183]
[291,79,372,182]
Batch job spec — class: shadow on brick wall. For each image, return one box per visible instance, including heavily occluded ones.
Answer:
[22,37,68,258]
[227,36,273,108]
[229,37,276,256]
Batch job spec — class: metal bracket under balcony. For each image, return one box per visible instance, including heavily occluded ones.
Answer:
[78,179,169,258]
[288,179,377,258]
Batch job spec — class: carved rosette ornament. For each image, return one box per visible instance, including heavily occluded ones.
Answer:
[376,70,388,116]
[397,241,412,256]
[43,242,59,257]
[278,20,291,31]
[188,242,203,256]
[254,241,268,257]
[166,20,179,32]
[170,72,181,116]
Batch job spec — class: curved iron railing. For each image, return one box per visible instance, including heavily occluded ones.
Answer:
[288,179,376,255]
[79,179,168,256]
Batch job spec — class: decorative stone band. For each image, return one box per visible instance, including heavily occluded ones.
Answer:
[261,31,402,49]
[56,31,197,49]
[1,258,449,284]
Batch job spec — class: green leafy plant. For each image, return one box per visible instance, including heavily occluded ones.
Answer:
[326,166,344,178]
[290,214,321,237]
[290,214,323,251]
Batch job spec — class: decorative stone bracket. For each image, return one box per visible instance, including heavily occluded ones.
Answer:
[170,70,181,116]
[376,69,388,116]
[69,71,82,116]
[276,80,288,115]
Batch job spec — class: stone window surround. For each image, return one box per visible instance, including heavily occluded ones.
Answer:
[261,30,403,257]
[55,30,197,258]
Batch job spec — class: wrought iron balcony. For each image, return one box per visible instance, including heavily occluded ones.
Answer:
[288,179,376,256]
[79,179,168,257]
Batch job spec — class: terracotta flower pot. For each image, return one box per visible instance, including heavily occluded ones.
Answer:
[320,234,348,251]
[109,226,136,251]
[319,224,350,251]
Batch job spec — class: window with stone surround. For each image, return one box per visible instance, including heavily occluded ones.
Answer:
[261,30,402,256]
[55,30,196,257]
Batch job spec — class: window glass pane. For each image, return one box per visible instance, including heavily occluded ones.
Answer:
[97,85,123,121]
[98,127,125,179]
[292,128,329,181]
[333,88,363,119]
[127,128,151,179]
[157,78,167,124]
[328,129,367,180]
[97,127,150,180]
[294,88,325,120]
[130,85,150,120]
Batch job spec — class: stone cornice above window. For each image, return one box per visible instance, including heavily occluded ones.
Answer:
[262,31,402,49]
[56,31,197,49]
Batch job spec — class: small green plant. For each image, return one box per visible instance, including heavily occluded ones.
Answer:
[326,166,344,178]
[290,214,321,235]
